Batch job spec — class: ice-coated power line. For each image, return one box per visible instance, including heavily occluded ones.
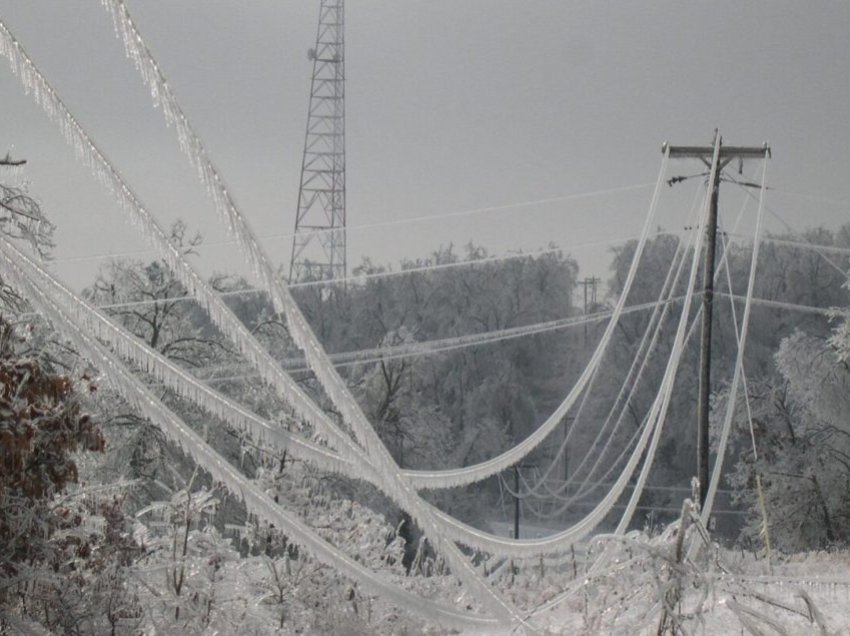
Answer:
[6,5,684,560]
[6,21,527,621]
[396,155,670,496]
[613,136,723,534]
[9,228,723,560]
[48,228,847,315]
[518,183,705,503]
[47,231,671,310]
[97,4,545,619]
[48,182,657,266]
[101,0,671,499]
[0,239,502,632]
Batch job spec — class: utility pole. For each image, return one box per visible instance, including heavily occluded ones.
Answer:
[578,276,600,342]
[579,276,600,313]
[514,465,520,541]
[665,132,769,508]
[562,417,570,484]
[511,463,536,540]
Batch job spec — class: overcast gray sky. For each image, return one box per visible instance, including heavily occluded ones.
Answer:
[2,1,850,291]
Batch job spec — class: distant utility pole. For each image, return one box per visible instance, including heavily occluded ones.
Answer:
[665,131,770,508]
[578,276,600,342]
[579,276,600,313]
[562,416,571,484]
[514,466,520,541]
[512,463,536,540]
[289,0,346,284]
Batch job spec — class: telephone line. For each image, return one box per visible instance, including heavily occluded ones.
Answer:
[47,232,673,312]
[49,182,656,266]
[145,293,833,387]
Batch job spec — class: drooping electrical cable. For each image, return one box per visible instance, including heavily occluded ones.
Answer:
[0,21,816,572]
[0,235,363,475]
[0,20,391,489]
[718,225,773,565]
[0,240,504,632]
[521,185,704,504]
[0,23,365,445]
[0,22,528,623]
[520,243,690,512]
[572,182,759,508]
[4,233,642,560]
[396,156,720,556]
[100,0,672,496]
[523,142,736,624]
[6,0,708,568]
[528,177,755,516]
[522,232,689,504]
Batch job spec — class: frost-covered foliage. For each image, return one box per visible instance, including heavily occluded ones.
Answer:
[348,327,454,471]
[126,462,431,635]
[244,463,418,634]
[829,267,850,363]
[0,318,144,634]
[85,221,227,369]
[550,502,833,635]
[131,483,265,634]
[81,224,253,501]
[0,157,54,259]
[0,154,54,309]
[729,329,850,551]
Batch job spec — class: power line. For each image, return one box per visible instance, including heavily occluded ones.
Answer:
[727,177,850,280]
[20,286,837,381]
[143,292,835,387]
[718,293,838,316]
[176,299,672,385]
[768,188,850,209]
[46,232,669,313]
[48,182,657,266]
[755,235,850,258]
[48,228,850,317]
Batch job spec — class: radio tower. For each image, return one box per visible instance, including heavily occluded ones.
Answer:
[289,0,346,283]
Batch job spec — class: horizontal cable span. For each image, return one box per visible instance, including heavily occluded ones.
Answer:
[50,182,657,264]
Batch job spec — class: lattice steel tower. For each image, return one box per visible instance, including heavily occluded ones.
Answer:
[289,0,346,283]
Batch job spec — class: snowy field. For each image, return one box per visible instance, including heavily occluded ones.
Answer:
[477,529,850,635]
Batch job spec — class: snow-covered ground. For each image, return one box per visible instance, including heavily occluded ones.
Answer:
[493,542,850,634]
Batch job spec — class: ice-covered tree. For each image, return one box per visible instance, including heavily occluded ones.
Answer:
[728,330,850,550]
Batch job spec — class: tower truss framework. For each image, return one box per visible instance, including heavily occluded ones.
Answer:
[289,0,346,283]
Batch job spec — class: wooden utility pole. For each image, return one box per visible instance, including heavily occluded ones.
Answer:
[665,132,769,508]
[511,463,536,540]
[514,465,520,540]
[579,276,600,313]
[578,276,600,342]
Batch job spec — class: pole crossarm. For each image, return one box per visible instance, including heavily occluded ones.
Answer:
[663,143,771,160]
